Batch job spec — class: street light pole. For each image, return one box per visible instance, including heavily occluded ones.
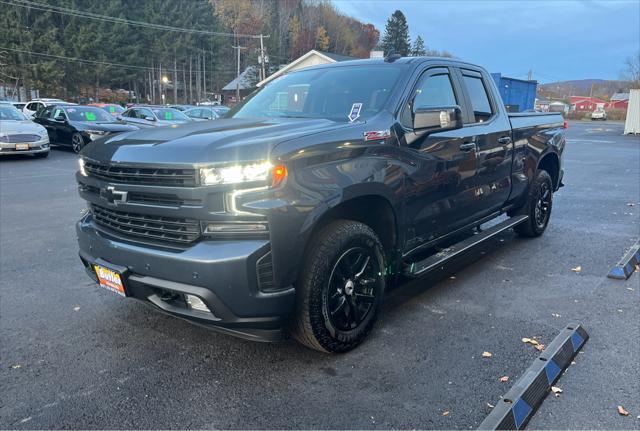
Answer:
[232,45,245,104]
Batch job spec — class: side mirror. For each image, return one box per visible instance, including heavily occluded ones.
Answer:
[144,116,155,121]
[115,115,123,121]
[54,115,66,122]
[413,105,463,132]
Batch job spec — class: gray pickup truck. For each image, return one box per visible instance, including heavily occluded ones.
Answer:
[76,56,566,352]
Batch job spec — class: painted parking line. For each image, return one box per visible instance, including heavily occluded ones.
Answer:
[566,139,615,144]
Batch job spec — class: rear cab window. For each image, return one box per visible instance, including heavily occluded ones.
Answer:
[460,69,494,123]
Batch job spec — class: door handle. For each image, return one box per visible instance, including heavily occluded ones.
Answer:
[459,142,476,152]
[498,136,512,145]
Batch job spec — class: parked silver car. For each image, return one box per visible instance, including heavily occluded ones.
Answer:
[0,105,50,157]
[119,106,193,128]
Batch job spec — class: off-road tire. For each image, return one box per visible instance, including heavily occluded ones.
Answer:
[513,169,553,237]
[291,220,385,353]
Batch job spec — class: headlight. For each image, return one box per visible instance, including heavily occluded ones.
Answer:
[85,130,108,141]
[38,130,48,139]
[200,161,273,185]
[78,158,87,176]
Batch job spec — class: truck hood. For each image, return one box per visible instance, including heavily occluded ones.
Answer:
[82,117,354,165]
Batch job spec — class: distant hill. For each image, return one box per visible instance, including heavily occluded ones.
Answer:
[539,79,632,101]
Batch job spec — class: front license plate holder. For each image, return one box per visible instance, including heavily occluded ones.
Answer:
[15,143,29,151]
[93,261,128,297]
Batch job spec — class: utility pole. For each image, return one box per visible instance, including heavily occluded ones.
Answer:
[527,69,533,81]
[173,56,178,105]
[202,49,206,102]
[232,45,246,103]
[259,34,266,82]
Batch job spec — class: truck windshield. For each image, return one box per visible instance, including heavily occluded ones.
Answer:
[229,65,402,122]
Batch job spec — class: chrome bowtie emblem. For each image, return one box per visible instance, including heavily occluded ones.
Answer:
[101,186,128,205]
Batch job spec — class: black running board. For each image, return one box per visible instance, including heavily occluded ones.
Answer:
[404,215,529,277]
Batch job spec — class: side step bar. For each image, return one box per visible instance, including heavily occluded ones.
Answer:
[404,215,529,277]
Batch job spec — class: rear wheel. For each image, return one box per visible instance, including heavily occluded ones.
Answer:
[71,133,85,153]
[291,220,385,353]
[513,169,553,237]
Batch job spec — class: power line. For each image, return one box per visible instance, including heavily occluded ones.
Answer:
[2,0,269,39]
[0,46,238,75]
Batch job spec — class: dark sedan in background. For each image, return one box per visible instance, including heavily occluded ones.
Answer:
[34,105,139,153]
[118,106,193,128]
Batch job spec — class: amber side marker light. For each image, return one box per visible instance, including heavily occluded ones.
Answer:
[272,164,287,187]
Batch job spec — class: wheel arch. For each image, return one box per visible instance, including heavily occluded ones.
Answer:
[537,152,560,190]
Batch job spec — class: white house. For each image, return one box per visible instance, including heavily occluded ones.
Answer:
[257,50,356,87]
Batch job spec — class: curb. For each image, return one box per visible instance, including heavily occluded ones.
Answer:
[607,241,640,280]
[478,324,589,430]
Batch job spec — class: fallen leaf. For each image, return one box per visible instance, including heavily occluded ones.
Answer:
[627,202,635,207]
[571,361,576,365]
[482,351,492,358]
[73,306,80,311]
[534,344,546,351]
[571,265,582,273]
[627,288,635,292]
[551,386,563,394]
[551,313,562,318]
[617,405,629,416]
[449,276,456,280]
[487,402,495,408]
[10,364,21,369]
[522,337,539,346]
[442,411,450,416]
[499,376,509,382]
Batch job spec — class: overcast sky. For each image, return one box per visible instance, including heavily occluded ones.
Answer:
[332,0,640,83]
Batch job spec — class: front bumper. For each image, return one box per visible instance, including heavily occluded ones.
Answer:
[0,138,49,155]
[76,214,295,342]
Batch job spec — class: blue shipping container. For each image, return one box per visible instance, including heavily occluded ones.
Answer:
[491,73,537,113]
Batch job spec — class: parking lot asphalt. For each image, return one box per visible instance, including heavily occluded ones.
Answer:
[1,121,638,429]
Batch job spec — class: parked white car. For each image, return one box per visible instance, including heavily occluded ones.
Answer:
[22,98,74,118]
[0,105,50,157]
[591,109,607,121]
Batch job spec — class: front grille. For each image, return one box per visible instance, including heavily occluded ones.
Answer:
[90,204,200,244]
[2,134,41,143]
[84,161,197,187]
[79,184,202,207]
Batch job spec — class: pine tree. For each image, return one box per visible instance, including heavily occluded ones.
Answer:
[381,10,410,57]
[411,36,426,57]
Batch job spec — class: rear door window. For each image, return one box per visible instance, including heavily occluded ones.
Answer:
[461,73,493,123]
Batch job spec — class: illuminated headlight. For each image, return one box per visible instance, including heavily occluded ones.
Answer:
[78,158,87,176]
[200,161,272,185]
[85,130,108,141]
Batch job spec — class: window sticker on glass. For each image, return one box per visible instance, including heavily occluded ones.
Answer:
[67,108,76,113]
[165,112,173,120]
[85,112,96,121]
[348,103,363,122]
[108,106,115,113]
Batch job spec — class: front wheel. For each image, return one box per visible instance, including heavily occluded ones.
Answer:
[513,169,553,237]
[71,133,85,153]
[291,220,386,353]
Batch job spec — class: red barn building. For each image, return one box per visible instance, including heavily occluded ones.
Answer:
[570,96,606,111]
